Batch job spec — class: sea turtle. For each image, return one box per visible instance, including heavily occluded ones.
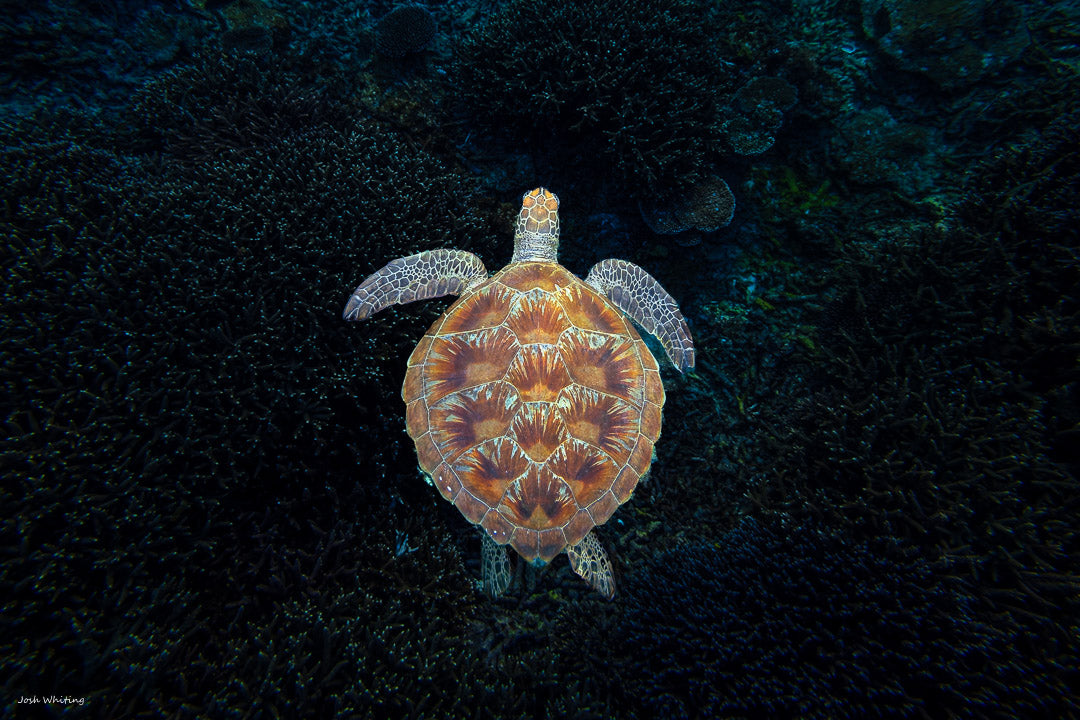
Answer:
[343,188,694,598]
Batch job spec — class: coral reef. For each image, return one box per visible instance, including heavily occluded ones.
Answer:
[636,12,1080,713]
[264,0,373,72]
[830,106,942,194]
[716,65,1080,715]
[736,209,1080,667]
[2,0,1077,716]
[454,0,728,195]
[375,5,436,58]
[128,53,353,158]
[557,518,1063,718]
[1,51,497,713]
[863,0,1030,89]
[0,0,211,112]
[963,103,1080,247]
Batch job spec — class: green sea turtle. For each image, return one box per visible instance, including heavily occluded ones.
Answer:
[343,188,694,598]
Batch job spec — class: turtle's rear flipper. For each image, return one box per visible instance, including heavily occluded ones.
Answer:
[481,531,513,597]
[343,249,487,321]
[567,532,615,600]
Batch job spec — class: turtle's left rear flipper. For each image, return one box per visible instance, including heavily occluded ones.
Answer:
[481,531,513,597]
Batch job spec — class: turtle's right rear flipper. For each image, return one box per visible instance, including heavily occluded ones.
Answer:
[567,532,615,600]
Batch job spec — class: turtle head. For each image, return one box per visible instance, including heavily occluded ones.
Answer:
[511,187,560,263]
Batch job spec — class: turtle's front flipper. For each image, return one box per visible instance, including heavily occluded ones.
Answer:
[585,259,695,372]
[343,249,487,321]
[481,531,513,597]
[567,532,615,600]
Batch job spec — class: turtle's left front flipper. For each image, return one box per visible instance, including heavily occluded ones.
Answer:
[343,249,488,321]
[585,259,695,371]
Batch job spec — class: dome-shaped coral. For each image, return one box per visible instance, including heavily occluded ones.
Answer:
[722,76,798,156]
[375,5,436,58]
[639,177,735,237]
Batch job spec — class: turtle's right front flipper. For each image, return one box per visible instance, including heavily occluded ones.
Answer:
[585,258,695,371]
[343,249,488,321]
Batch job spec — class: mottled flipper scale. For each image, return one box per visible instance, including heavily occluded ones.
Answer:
[343,249,488,321]
[481,531,513,597]
[585,259,696,372]
[567,532,615,600]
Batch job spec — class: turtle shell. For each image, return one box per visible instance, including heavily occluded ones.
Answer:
[402,261,665,563]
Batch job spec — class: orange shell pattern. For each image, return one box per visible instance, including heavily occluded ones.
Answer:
[403,262,665,563]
